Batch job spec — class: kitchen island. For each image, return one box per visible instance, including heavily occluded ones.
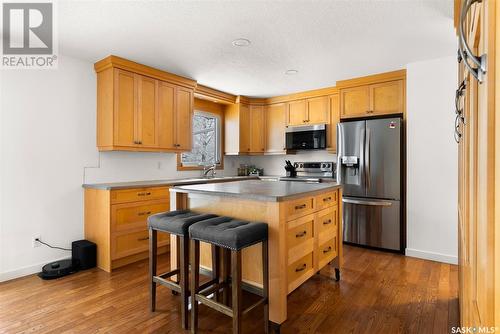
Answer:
[169,179,343,328]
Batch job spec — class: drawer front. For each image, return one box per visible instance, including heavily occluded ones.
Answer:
[317,207,338,237]
[287,218,314,250]
[112,229,169,260]
[111,187,169,204]
[318,237,338,269]
[287,252,314,294]
[111,200,169,232]
[286,196,315,219]
[315,190,338,211]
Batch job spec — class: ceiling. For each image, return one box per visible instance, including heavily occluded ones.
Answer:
[57,0,456,98]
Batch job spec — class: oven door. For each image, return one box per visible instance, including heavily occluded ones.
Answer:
[285,124,326,150]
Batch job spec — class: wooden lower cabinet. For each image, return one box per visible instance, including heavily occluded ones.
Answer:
[84,186,170,272]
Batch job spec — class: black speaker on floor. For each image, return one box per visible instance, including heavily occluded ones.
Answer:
[72,239,97,270]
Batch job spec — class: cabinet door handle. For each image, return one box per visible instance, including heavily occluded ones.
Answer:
[295,263,307,272]
[295,231,307,238]
[323,246,332,254]
[137,192,152,196]
[138,211,152,216]
[137,236,149,241]
[295,204,307,210]
[323,196,332,202]
[323,219,332,225]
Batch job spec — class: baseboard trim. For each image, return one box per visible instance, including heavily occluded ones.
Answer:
[405,248,458,265]
[0,256,71,283]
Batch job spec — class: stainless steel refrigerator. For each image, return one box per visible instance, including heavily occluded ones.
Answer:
[337,116,403,252]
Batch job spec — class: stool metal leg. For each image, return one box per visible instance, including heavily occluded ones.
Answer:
[231,250,242,334]
[190,239,200,334]
[149,229,157,312]
[211,245,220,302]
[262,240,269,334]
[179,235,190,330]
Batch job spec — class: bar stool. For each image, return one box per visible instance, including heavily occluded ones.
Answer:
[147,210,218,329]
[188,216,269,334]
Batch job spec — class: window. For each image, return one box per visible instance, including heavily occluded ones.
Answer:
[180,111,221,167]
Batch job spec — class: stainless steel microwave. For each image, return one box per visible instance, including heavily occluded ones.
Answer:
[285,124,327,150]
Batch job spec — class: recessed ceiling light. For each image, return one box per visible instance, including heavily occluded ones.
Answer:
[232,38,251,47]
[285,69,298,75]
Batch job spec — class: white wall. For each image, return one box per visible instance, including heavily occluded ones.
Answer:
[0,55,246,282]
[405,55,458,264]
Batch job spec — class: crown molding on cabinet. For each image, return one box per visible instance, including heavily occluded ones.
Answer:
[336,69,406,89]
[194,84,237,104]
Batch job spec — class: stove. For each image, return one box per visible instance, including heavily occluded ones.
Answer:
[279,161,336,183]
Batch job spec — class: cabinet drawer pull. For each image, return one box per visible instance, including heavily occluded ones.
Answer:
[323,246,332,254]
[323,196,332,202]
[295,231,307,238]
[137,192,152,196]
[138,211,152,216]
[137,236,149,241]
[323,219,332,225]
[294,204,307,210]
[295,263,307,272]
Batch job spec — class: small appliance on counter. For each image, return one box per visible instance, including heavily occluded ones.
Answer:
[38,239,97,280]
[281,161,336,183]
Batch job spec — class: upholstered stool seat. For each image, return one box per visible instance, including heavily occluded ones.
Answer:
[188,216,268,251]
[148,210,217,236]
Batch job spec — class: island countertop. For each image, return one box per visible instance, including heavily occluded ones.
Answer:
[171,179,342,202]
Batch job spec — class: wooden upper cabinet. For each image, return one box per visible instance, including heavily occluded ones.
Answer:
[175,87,193,150]
[287,100,307,126]
[249,105,265,153]
[239,104,251,153]
[370,80,404,116]
[114,69,136,147]
[340,85,370,118]
[265,103,286,154]
[157,81,176,150]
[327,94,340,152]
[306,96,329,124]
[95,55,196,152]
[136,75,158,147]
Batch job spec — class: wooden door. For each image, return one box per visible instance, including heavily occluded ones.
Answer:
[339,85,370,118]
[456,0,498,329]
[369,80,404,116]
[157,81,176,150]
[175,87,193,150]
[136,75,158,147]
[249,105,265,153]
[265,103,286,154]
[306,96,329,124]
[239,104,251,153]
[327,94,340,152]
[113,69,136,146]
[287,100,307,125]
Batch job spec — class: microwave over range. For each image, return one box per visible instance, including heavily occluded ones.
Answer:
[285,124,327,150]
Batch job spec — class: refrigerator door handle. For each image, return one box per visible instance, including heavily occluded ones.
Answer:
[342,198,392,207]
[336,123,343,184]
[360,127,365,189]
[365,127,371,190]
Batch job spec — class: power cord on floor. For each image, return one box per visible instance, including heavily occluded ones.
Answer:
[35,238,71,251]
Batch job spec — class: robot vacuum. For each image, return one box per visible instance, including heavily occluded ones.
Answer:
[38,259,77,280]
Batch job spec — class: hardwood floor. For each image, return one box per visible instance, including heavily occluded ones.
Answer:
[0,245,458,334]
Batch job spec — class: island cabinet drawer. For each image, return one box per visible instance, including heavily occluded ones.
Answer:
[287,214,315,264]
[316,207,338,238]
[285,196,315,220]
[318,237,338,269]
[287,252,314,294]
[112,229,169,260]
[315,190,338,211]
[111,187,170,204]
[111,200,169,232]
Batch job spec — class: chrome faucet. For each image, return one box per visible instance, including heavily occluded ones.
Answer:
[202,163,217,178]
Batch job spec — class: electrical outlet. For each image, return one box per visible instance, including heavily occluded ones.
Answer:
[32,236,41,248]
